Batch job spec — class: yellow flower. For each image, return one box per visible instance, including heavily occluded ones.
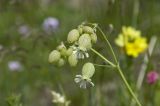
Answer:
[115,26,148,58]
[125,37,148,57]
[115,26,141,47]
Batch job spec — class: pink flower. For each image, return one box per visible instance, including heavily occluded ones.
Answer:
[147,71,159,84]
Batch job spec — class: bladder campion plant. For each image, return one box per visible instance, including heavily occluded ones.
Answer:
[48,22,142,106]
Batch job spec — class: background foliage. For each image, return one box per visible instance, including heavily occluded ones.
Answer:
[0,0,160,106]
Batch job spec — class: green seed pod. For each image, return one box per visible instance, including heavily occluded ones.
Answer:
[67,29,80,43]
[83,26,94,34]
[90,33,97,43]
[48,50,61,63]
[66,48,73,56]
[78,34,92,50]
[82,62,95,79]
[57,58,65,67]
[68,54,78,67]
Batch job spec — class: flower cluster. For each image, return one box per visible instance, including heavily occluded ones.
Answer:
[49,24,97,88]
[48,24,97,67]
[115,26,148,58]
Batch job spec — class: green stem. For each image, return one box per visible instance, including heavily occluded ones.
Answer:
[93,63,113,68]
[117,64,142,106]
[91,48,142,106]
[97,26,118,64]
[91,48,116,68]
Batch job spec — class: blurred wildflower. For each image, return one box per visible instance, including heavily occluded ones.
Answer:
[51,91,70,106]
[125,37,148,57]
[18,25,31,37]
[6,93,22,106]
[147,71,159,84]
[75,62,95,89]
[43,17,59,34]
[8,61,22,71]
[115,26,148,57]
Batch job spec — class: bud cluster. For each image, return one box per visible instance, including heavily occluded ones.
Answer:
[48,24,97,89]
[49,24,97,67]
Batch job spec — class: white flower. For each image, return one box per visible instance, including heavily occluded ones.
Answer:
[71,46,89,59]
[51,91,70,106]
[8,61,22,71]
[51,91,65,103]
[74,75,94,89]
[42,17,59,34]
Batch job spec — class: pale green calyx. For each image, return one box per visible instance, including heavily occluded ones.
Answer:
[82,62,95,78]
[66,48,73,56]
[67,29,80,43]
[68,53,78,67]
[83,26,94,34]
[78,34,92,50]
[77,25,83,34]
[90,33,97,43]
[49,50,61,63]
[57,58,65,67]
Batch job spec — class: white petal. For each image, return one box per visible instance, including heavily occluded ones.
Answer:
[74,78,81,83]
[80,81,87,89]
[75,75,82,78]
[85,53,89,58]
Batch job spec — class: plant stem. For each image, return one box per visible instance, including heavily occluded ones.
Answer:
[91,48,116,68]
[91,48,142,106]
[93,64,113,68]
[97,26,118,64]
[117,64,142,106]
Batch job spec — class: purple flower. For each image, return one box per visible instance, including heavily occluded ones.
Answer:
[147,71,159,84]
[8,61,22,71]
[18,25,31,37]
[42,17,59,34]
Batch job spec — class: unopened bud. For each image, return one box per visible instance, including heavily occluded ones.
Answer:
[78,34,92,50]
[90,33,97,43]
[68,54,78,67]
[83,26,94,34]
[82,62,95,79]
[48,50,61,63]
[67,29,80,43]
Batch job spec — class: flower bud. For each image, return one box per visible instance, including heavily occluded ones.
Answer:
[57,58,65,67]
[78,34,92,50]
[68,54,78,67]
[60,48,68,56]
[66,48,73,56]
[83,26,94,34]
[78,25,83,34]
[67,29,80,43]
[90,33,97,43]
[57,42,66,51]
[48,50,61,63]
[82,62,95,79]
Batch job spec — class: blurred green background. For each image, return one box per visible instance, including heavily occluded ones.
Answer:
[0,0,160,106]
